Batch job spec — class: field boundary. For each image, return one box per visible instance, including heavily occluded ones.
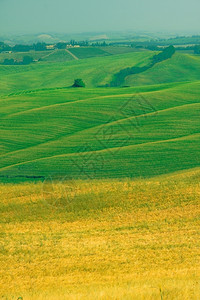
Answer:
[65,48,79,60]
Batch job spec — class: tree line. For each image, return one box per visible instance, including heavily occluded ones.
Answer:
[2,56,33,65]
[151,45,175,63]
[0,42,47,53]
[110,46,176,87]
[0,40,109,54]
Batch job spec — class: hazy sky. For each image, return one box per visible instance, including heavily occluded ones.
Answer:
[0,0,200,34]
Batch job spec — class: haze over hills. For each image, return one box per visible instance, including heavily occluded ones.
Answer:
[1,0,200,35]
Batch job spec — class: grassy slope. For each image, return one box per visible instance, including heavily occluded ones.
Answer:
[69,46,146,58]
[41,49,74,62]
[0,51,199,181]
[69,47,110,59]
[0,80,199,180]
[0,173,199,299]
[125,53,200,86]
[0,51,153,95]
[100,46,147,55]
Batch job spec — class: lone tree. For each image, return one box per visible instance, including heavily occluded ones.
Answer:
[72,78,85,87]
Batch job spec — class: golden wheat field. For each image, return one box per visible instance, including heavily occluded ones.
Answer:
[0,169,200,299]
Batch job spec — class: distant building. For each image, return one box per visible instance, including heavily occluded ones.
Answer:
[46,45,55,50]
[66,45,80,48]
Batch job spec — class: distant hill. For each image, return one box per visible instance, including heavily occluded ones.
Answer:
[89,34,109,41]
[37,34,54,42]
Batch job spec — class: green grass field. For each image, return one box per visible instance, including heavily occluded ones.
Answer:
[0,51,154,95]
[0,79,199,180]
[41,49,74,62]
[0,48,199,299]
[68,47,110,59]
[125,53,200,86]
[100,46,147,55]
[0,51,199,180]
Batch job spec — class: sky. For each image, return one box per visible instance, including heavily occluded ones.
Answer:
[0,0,200,35]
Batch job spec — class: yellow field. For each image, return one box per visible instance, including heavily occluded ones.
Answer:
[0,170,200,299]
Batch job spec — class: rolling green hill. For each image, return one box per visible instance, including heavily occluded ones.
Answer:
[125,53,200,86]
[0,78,199,181]
[0,51,153,95]
[0,51,199,182]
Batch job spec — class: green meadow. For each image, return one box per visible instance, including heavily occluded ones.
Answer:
[0,47,199,299]
[0,50,199,180]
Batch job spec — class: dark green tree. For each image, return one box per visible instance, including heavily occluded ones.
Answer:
[22,56,33,65]
[13,44,32,52]
[72,79,85,87]
[56,42,67,49]
[3,58,15,65]
[33,42,46,51]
